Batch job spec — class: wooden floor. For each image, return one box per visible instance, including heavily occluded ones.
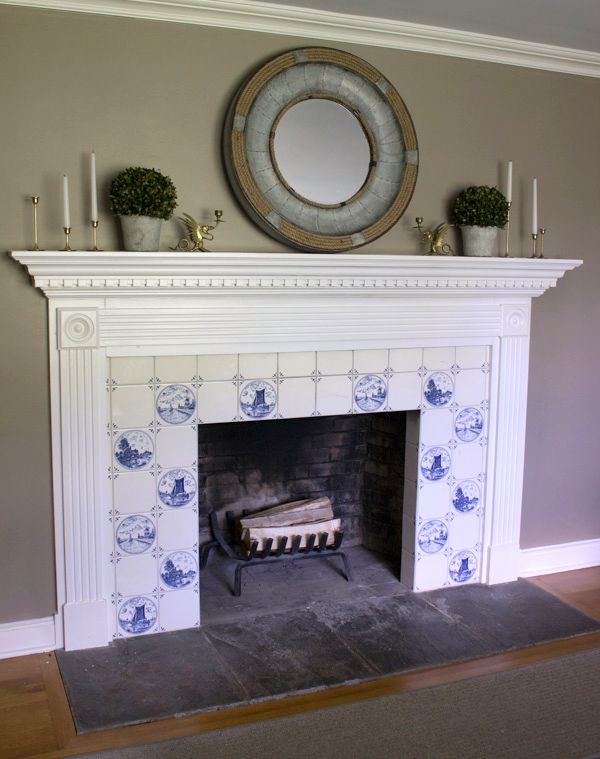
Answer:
[1,567,599,759]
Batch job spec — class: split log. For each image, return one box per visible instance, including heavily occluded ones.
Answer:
[240,518,341,553]
[239,496,333,529]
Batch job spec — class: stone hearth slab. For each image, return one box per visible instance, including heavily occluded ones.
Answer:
[56,580,600,733]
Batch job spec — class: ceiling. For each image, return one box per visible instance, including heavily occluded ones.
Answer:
[257,0,600,53]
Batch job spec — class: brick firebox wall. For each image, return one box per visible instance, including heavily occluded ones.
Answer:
[197,412,406,556]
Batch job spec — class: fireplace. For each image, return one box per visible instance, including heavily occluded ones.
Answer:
[11,250,581,650]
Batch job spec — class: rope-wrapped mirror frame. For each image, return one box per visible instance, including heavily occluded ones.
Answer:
[223,48,419,253]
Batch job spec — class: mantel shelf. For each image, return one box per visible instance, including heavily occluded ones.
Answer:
[10,251,582,298]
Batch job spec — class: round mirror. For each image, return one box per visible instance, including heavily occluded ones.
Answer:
[272,99,371,206]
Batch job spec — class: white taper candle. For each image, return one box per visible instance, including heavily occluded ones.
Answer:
[532,177,538,235]
[63,174,71,229]
[506,161,513,203]
[91,151,98,223]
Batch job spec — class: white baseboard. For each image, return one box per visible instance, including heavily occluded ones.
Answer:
[0,616,56,660]
[520,537,600,578]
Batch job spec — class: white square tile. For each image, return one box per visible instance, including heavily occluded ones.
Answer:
[401,514,416,553]
[400,549,415,588]
[387,372,421,411]
[113,471,156,514]
[278,351,316,377]
[278,377,316,418]
[158,509,199,550]
[406,410,420,445]
[452,444,484,480]
[353,374,387,414]
[197,354,238,381]
[389,348,422,372]
[113,430,155,472]
[111,356,154,385]
[423,347,455,371]
[316,350,352,375]
[417,480,451,519]
[239,353,277,379]
[353,349,388,374]
[155,355,197,384]
[454,370,488,406]
[449,512,481,551]
[456,345,489,368]
[156,384,197,426]
[156,426,197,469]
[402,478,417,518]
[239,379,277,420]
[316,375,352,416]
[419,409,454,446]
[414,553,447,591]
[117,594,159,637]
[111,385,155,429]
[116,554,157,596]
[197,381,238,423]
[160,588,200,631]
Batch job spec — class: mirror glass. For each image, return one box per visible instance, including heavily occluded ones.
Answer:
[272,99,371,205]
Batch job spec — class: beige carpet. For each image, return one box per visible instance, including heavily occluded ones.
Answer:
[80,648,600,759]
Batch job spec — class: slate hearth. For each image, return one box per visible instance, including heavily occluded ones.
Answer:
[56,553,600,734]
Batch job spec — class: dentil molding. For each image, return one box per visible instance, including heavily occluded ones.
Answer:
[11,252,582,299]
[2,0,600,78]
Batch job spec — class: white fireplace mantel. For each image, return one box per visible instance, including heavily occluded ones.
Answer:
[11,251,582,650]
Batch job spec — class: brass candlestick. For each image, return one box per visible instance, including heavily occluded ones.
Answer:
[62,227,73,251]
[414,216,454,255]
[530,232,538,259]
[503,201,512,257]
[172,209,225,252]
[30,196,41,251]
[538,227,546,258]
[91,220,101,251]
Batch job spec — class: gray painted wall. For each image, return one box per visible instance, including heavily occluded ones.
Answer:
[0,5,598,623]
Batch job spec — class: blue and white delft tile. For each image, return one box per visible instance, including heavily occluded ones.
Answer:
[115,554,157,596]
[354,374,387,413]
[113,430,154,471]
[417,519,449,554]
[419,409,454,446]
[118,595,158,635]
[197,381,238,423]
[155,355,197,384]
[420,446,451,482]
[278,377,316,418]
[448,550,478,583]
[387,372,422,411]
[158,468,197,508]
[240,380,277,419]
[423,372,453,407]
[156,384,196,425]
[113,471,156,514]
[160,550,198,590]
[197,353,238,382]
[452,480,480,513]
[455,407,484,442]
[455,345,489,369]
[353,349,388,375]
[115,514,156,554]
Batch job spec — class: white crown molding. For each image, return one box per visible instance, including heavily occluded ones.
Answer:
[520,538,600,577]
[0,616,56,660]
[2,0,600,78]
[11,251,582,299]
